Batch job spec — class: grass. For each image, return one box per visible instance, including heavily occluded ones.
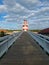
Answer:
[29,30,41,32]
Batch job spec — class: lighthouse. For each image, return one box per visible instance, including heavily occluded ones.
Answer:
[22,20,28,31]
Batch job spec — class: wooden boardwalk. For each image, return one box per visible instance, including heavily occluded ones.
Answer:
[0,32,49,65]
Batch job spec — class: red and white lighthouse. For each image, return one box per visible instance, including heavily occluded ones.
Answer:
[22,20,28,31]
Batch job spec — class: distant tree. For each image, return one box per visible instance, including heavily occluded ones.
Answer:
[0,31,5,37]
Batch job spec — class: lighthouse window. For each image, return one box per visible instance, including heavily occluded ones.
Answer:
[23,25,24,27]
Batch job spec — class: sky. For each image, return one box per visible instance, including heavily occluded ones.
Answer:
[0,0,49,30]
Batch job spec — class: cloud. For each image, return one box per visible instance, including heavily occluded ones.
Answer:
[3,0,32,22]
[27,6,49,20]
[21,0,40,4]
[0,5,6,13]
[3,0,31,15]
[16,0,41,10]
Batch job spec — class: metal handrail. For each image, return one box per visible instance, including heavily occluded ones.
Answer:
[0,32,23,58]
[28,32,49,54]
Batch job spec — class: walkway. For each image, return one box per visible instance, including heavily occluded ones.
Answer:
[0,32,49,65]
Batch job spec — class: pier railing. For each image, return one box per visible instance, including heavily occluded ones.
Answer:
[0,32,22,58]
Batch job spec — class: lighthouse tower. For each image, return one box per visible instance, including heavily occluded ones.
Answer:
[22,20,28,31]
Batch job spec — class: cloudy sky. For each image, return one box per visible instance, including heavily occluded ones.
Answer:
[0,0,49,30]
